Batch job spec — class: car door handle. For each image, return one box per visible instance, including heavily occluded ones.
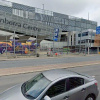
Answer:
[63,96,69,100]
[81,88,86,92]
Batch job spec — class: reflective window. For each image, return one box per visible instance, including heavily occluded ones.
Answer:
[81,23,87,28]
[76,21,81,27]
[65,19,68,25]
[69,20,75,26]
[13,9,23,17]
[29,12,34,19]
[21,74,51,99]
[87,24,91,29]
[46,79,66,97]
[69,77,84,90]
[82,32,88,36]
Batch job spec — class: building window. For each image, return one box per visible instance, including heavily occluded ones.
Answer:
[25,11,29,18]
[13,9,23,17]
[78,33,81,37]
[82,32,88,36]
[74,34,76,45]
[71,35,72,45]
[62,18,65,24]
[35,8,53,16]
[29,12,34,19]
[65,19,68,25]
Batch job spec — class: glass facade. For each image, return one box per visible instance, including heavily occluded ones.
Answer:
[0,0,97,36]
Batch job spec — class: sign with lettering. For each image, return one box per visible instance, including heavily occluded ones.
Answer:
[53,28,59,41]
[0,18,41,32]
[96,26,100,34]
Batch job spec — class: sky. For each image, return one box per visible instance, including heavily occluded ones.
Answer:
[7,0,100,26]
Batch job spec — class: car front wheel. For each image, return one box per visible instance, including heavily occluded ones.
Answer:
[85,95,95,100]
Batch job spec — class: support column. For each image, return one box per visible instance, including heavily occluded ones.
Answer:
[97,47,99,54]
[88,39,89,55]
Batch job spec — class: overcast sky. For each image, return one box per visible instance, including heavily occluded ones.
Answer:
[8,0,100,26]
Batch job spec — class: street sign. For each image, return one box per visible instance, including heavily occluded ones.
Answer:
[53,28,59,41]
[96,26,100,34]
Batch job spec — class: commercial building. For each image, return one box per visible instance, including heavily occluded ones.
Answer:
[0,0,97,38]
[0,0,99,54]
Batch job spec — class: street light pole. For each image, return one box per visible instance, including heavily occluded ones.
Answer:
[42,4,44,10]
[67,32,69,54]
[36,32,37,55]
[88,39,89,55]
[14,31,15,56]
[79,31,82,53]
[6,35,7,56]
[88,12,90,55]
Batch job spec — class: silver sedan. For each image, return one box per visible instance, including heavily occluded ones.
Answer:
[0,69,99,100]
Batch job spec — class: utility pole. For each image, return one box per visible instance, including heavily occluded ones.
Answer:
[88,12,90,55]
[79,31,81,53]
[36,32,37,55]
[42,4,44,10]
[67,32,69,54]
[14,31,16,56]
[6,35,7,56]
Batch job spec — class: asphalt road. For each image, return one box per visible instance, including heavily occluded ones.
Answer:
[0,64,100,100]
[0,55,100,68]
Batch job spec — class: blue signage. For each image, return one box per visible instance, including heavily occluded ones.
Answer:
[96,26,100,34]
[53,28,59,41]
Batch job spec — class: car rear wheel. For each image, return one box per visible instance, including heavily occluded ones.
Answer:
[85,95,95,100]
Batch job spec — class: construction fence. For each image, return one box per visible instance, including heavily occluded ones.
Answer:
[0,36,99,58]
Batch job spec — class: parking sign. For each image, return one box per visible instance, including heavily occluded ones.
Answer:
[53,28,59,41]
[96,26,100,34]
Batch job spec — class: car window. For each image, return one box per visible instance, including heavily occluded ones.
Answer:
[21,73,51,99]
[46,79,66,97]
[69,77,84,90]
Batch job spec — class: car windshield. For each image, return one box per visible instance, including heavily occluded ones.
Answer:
[21,73,51,99]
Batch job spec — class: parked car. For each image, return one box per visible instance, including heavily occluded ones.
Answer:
[0,69,99,100]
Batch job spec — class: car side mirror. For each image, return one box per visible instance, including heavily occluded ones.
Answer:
[43,95,51,100]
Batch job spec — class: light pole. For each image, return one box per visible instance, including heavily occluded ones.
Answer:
[88,12,90,55]
[6,35,7,56]
[42,4,44,10]
[67,32,69,54]
[88,39,89,55]
[79,31,82,53]
[14,31,15,56]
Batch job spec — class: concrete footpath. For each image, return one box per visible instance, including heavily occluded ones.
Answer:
[0,53,97,61]
[0,60,100,76]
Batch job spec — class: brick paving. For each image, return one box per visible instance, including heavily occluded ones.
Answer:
[0,60,100,76]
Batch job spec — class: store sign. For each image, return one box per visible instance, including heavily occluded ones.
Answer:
[0,18,41,32]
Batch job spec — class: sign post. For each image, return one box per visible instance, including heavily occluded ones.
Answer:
[53,28,59,54]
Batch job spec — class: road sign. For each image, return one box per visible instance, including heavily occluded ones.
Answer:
[53,28,59,41]
[96,26,100,34]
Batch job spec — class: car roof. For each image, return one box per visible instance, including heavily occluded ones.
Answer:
[42,69,80,81]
